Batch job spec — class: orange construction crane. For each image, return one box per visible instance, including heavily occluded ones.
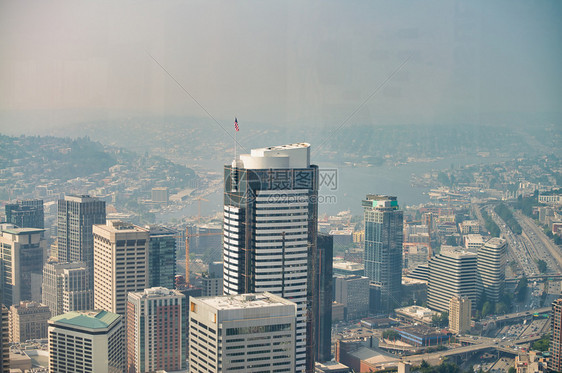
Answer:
[183,226,221,285]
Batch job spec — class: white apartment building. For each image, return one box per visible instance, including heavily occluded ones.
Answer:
[189,292,297,373]
[477,237,507,303]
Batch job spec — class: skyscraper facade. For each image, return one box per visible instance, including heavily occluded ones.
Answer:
[48,310,125,373]
[5,199,44,229]
[0,225,46,306]
[477,237,507,303]
[147,225,176,289]
[363,195,403,313]
[93,220,149,317]
[9,301,51,342]
[202,262,223,297]
[334,275,370,321]
[448,296,471,334]
[223,143,318,372]
[189,292,297,373]
[42,260,91,317]
[427,248,478,313]
[551,298,562,371]
[315,233,333,363]
[0,306,8,372]
[127,287,186,373]
[57,195,105,287]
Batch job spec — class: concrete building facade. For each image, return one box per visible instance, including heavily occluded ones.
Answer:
[9,301,51,342]
[127,287,185,373]
[334,275,370,321]
[42,260,91,317]
[477,238,507,303]
[48,310,124,373]
[189,292,297,373]
[448,296,471,334]
[93,221,149,317]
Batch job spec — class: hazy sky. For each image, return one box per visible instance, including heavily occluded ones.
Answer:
[1,0,561,129]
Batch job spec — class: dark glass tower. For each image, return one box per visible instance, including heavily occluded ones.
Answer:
[148,225,177,289]
[223,143,318,372]
[57,195,105,287]
[315,233,333,362]
[363,195,403,313]
[5,199,44,229]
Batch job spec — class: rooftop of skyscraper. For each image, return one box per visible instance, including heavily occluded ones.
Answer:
[197,292,296,310]
[237,143,311,169]
[49,310,120,330]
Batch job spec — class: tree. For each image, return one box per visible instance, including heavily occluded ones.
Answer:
[537,259,547,274]
[382,329,400,340]
[446,236,457,246]
[508,367,516,373]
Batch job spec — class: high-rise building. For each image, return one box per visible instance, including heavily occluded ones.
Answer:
[57,195,105,287]
[42,260,91,317]
[448,296,471,334]
[9,301,51,342]
[223,143,318,372]
[5,199,44,229]
[176,285,202,364]
[551,298,562,371]
[127,287,186,373]
[315,233,333,363]
[0,225,46,306]
[48,310,125,373]
[93,221,149,317]
[202,262,223,297]
[427,248,478,313]
[334,275,370,321]
[477,238,507,303]
[147,225,176,289]
[0,305,8,372]
[363,195,403,313]
[189,292,297,373]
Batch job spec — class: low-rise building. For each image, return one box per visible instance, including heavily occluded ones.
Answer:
[9,301,51,342]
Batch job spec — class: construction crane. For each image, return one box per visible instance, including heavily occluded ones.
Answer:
[183,225,221,286]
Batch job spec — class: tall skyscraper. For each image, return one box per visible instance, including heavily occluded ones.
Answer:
[48,310,125,373]
[147,225,177,289]
[551,298,562,371]
[363,195,403,313]
[127,287,186,373]
[448,296,471,334]
[223,143,318,372]
[189,292,297,373]
[427,248,478,312]
[5,199,44,229]
[315,233,333,363]
[42,260,91,317]
[477,237,507,303]
[0,224,46,306]
[93,220,149,317]
[57,195,105,287]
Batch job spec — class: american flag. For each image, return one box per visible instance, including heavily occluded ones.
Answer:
[234,117,239,131]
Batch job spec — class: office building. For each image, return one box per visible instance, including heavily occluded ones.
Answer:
[48,310,125,373]
[315,233,333,362]
[427,248,478,312]
[9,301,51,342]
[127,287,185,373]
[363,195,403,313]
[5,199,44,229]
[223,143,318,371]
[202,262,223,297]
[93,221,149,317]
[551,298,562,372]
[334,275,370,321]
[57,195,106,287]
[42,260,91,317]
[464,234,484,252]
[0,306,8,372]
[448,296,471,334]
[189,292,297,373]
[477,238,507,303]
[0,225,46,305]
[148,225,176,289]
